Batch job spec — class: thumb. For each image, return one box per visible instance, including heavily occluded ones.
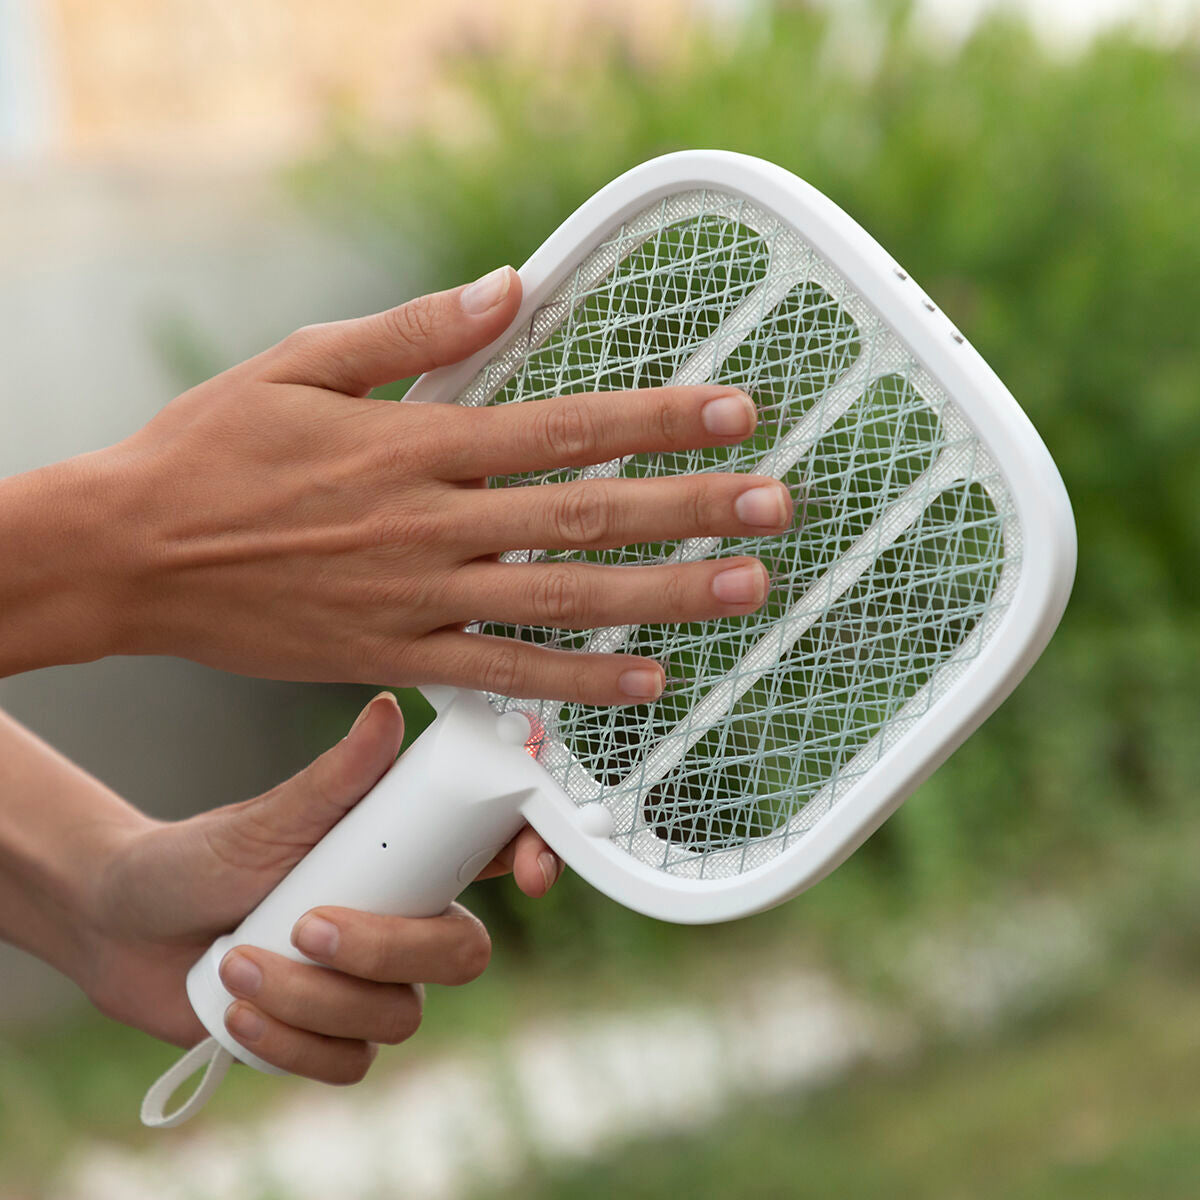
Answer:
[264,266,522,396]
[130,692,407,939]
[220,691,405,870]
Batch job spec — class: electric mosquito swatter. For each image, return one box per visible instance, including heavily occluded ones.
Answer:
[142,151,1075,1126]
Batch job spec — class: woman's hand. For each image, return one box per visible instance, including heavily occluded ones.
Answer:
[0,266,792,699]
[78,692,545,1083]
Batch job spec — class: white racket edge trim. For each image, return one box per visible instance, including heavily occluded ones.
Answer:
[410,150,1077,924]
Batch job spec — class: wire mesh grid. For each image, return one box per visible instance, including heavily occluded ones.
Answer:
[452,189,1020,879]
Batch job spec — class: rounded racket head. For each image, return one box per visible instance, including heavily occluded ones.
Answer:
[408,151,1076,923]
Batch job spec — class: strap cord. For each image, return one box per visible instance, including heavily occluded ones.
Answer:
[141,1037,233,1128]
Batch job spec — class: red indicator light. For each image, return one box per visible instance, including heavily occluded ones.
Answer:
[522,713,548,761]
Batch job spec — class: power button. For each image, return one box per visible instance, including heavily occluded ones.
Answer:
[457,843,508,884]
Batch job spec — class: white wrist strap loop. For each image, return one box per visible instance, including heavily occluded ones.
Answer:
[141,1037,233,1128]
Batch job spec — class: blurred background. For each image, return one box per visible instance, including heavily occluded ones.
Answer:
[1,0,1198,1196]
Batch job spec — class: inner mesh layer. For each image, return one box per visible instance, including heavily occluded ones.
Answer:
[450,189,1019,879]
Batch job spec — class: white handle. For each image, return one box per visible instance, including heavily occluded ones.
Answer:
[144,690,546,1121]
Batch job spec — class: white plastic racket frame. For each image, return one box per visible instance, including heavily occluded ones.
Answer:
[406,150,1076,922]
[152,152,1074,1126]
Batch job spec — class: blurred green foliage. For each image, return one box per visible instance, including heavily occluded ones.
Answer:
[296,3,1199,957]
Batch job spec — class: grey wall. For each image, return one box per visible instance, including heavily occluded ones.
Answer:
[0,165,402,1019]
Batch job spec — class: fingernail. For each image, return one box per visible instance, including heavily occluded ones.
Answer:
[734,484,789,528]
[618,668,664,700]
[538,850,560,891]
[293,915,340,960]
[701,393,755,437]
[226,1003,265,1043]
[348,691,398,734]
[712,563,768,605]
[350,696,381,729]
[461,265,514,315]
[220,952,262,998]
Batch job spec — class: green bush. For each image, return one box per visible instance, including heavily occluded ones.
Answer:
[295,3,1200,956]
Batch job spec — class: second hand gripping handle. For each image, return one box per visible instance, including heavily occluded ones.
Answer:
[185,690,544,1075]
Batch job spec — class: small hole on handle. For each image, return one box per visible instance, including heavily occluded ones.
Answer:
[381,842,388,849]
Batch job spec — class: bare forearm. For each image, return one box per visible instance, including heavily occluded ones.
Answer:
[0,709,150,981]
[0,453,136,677]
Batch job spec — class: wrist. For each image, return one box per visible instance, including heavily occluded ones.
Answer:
[0,450,144,675]
[0,708,161,998]
[71,809,163,993]
[43,807,158,989]
[0,754,156,994]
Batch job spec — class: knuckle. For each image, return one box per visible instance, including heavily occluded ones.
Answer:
[273,324,329,371]
[280,323,325,354]
[551,482,613,547]
[367,503,441,550]
[536,401,597,463]
[359,575,407,617]
[378,432,417,476]
[378,986,423,1045]
[475,641,526,697]
[332,1043,377,1086]
[654,392,685,443]
[659,567,693,616]
[448,919,492,984]
[685,477,715,530]
[359,930,396,981]
[384,298,437,348]
[530,566,585,626]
